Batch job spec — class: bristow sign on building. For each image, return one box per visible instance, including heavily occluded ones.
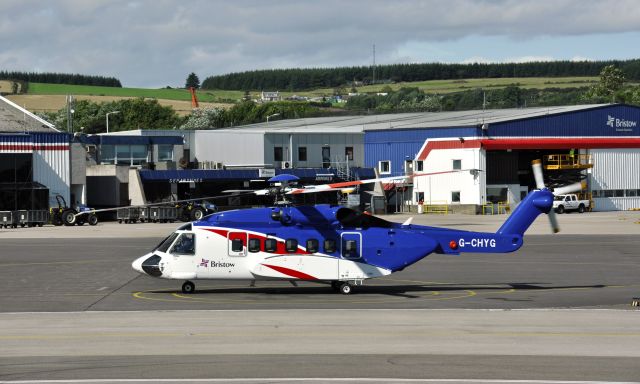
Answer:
[607,115,638,132]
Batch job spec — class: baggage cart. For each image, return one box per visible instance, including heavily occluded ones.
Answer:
[0,211,12,228]
[117,207,140,224]
[149,206,177,223]
[12,210,28,228]
[138,207,150,222]
[27,210,48,227]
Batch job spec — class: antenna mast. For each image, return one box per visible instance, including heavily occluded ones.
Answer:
[372,44,376,85]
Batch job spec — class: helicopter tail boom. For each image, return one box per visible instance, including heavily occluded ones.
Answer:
[496,189,554,237]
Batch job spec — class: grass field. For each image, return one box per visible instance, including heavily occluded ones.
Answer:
[279,76,601,98]
[27,83,245,102]
[13,76,608,116]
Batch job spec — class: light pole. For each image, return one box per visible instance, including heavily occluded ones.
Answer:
[266,113,280,123]
[106,111,120,133]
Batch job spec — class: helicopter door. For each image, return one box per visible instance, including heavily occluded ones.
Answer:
[338,232,366,280]
[167,232,197,279]
[228,232,247,257]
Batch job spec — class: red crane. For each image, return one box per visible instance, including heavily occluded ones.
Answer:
[189,87,199,109]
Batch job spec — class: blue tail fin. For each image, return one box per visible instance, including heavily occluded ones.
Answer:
[497,189,554,236]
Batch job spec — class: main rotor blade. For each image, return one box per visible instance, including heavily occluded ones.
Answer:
[73,192,254,217]
[553,181,586,196]
[285,169,469,195]
[548,208,560,233]
[531,159,546,190]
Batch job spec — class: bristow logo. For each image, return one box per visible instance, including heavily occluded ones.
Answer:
[607,115,637,130]
[200,258,209,267]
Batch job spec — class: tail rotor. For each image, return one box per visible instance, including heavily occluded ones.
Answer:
[531,159,584,233]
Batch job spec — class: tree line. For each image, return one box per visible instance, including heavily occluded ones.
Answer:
[0,70,121,88]
[201,59,640,91]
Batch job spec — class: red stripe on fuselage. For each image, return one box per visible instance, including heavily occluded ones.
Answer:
[261,263,318,280]
[202,227,310,255]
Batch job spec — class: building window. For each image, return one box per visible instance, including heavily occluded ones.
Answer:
[116,145,131,165]
[415,192,424,203]
[101,145,115,164]
[157,145,174,161]
[591,190,600,198]
[298,147,307,161]
[274,147,283,162]
[614,189,625,197]
[416,160,423,172]
[627,189,638,197]
[604,190,614,197]
[345,147,353,161]
[322,146,331,168]
[452,159,462,170]
[379,160,390,174]
[452,191,461,203]
[130,145,148,166]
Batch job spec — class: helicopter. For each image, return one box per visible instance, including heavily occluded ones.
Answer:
[130,160,583,294]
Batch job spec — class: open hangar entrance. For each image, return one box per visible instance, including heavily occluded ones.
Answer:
[485,148,576,204]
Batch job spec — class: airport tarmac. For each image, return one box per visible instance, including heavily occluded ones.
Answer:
[1,211,639,382]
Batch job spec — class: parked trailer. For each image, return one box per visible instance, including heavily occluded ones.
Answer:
[12,210,28,228]
[0,211,12,228]
[27,210,48,227]
[149,206,177,223]
[117,208,140,224]
[138,207,150,222]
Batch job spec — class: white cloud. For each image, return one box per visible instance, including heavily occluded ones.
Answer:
[0,0,638,87]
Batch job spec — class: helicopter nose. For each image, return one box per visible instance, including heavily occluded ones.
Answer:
[131,255,146,274]
[132,254,163,277]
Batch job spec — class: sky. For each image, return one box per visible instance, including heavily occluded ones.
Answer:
[1,0,640,88]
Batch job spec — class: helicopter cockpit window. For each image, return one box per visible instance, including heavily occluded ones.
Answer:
[170,233,195,255]
[342,239,358,259]
[155,232,179,253]
[265,238,277,253]
[306,239,319,253]
[231,239,244,252]
[177,223,192,231]
[324,239,336,253]
[285,239,298,253]
[248,238,261,253]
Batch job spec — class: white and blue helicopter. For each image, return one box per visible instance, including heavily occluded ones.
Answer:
[129,160,581,295]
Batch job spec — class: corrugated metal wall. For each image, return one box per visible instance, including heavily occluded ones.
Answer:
[590,149,640,190]
[365,127,478,176]
[589,148,640,211]
[489,104,640,137]
[31,133,71,207]
[194,131,265,166]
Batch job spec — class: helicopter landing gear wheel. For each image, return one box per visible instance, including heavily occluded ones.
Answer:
[339,282,352,295]
[182,281,195,294]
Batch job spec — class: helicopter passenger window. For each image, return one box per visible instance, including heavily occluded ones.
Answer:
[248,238,261,253]
[265,238,277,253]
[231,239,244,252]
[170,233,195,255]
[306,239,319,253]
[324,239,336,253]
[285,239,298,253]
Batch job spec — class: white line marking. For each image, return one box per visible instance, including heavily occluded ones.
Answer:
[1,379,639,384]
[97,287,108,291]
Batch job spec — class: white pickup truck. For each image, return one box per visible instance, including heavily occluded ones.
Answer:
[553,194,590,213]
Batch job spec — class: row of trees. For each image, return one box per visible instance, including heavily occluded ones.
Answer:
[344,65,640,112]
[202,60,640,91]
[41,99,332,133]
[43,98,182,134]
[0,71,121,88]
